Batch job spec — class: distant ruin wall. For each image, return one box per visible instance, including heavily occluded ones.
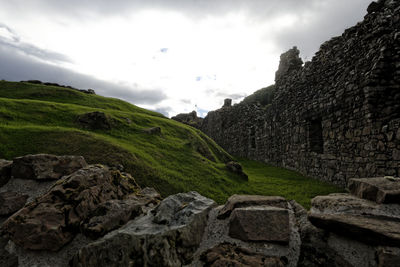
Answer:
[201,0,400,187]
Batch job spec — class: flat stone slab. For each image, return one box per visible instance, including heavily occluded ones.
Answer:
[308,213,400,247]
[218,194,288,219]
[229,206,290,244]
[348,177,400,204]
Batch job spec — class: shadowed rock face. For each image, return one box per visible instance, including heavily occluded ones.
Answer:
[11,154,87,180]
[0,192,28,216]
[76,111,112,130]
[71,191,216,267]
[0,160,12,187]
[2,165,146,251]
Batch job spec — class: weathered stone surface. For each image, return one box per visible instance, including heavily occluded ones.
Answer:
[377,247,400,267]
[142,126,161,135]
[218,194,288,219]
[229,206,290,244]
[200,243,285,267]
[348,177,400,204]
[82,188,161,238]
[308,213,400,247]
[0,236,18,267]
[11,154,87,180]
[223,98,232,108]
[0,192,28,216]
[225,161,248,180]
[71,191,215,267]
[311,193,400,219]
[76,111,112,130]
[0,160,12,188]
[200,0,400,188]
[1,165,138,251]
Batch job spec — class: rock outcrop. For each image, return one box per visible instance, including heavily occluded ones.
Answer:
[171,111,204,129]
[76,112,112,130]
[200,0,400,187]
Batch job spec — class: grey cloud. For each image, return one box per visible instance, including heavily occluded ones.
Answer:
[0,0,325,20]
[216,92,246,100]
[0,24,71,64]
[153,106,172,117]
[0,45,167,105]
[272,0,370,59]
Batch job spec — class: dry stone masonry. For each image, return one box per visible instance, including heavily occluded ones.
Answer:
[198,0,400,187]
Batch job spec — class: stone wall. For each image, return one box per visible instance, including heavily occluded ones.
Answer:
[201,0,400,187]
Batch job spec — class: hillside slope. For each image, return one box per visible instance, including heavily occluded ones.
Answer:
[0,81,341,206]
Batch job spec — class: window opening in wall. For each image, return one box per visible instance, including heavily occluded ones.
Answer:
[309,119,324,154]
[250,127,256,149]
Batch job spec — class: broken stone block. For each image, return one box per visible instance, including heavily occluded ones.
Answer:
[229,206,290,244]
[0,192,28,216]
[348,177,400,204]
[218,194,287,219]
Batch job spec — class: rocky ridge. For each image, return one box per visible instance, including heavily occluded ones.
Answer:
[1,154,400,266]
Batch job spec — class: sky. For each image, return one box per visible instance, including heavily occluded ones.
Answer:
[0,0,371,117]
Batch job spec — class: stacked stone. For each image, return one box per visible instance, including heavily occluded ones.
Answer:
[200,0,400,187]
[304,176,400,266]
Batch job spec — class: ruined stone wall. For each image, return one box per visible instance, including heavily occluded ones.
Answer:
[201,0,400,187]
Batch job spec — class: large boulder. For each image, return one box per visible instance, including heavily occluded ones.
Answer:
[0,160,12,187]
[11,154,87,180]
[71,191,216,267]
[76,111,112,130]
[1,165,141,251]
[348,177,400,204]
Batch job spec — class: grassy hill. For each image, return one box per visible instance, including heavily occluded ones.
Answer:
[0,81,342,208]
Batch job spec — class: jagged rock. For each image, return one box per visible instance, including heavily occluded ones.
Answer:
[348,177,400,204]
[82,188,161,239]
[0,160,12,187]
[11,154,87,180]
[218,195,287,219]
[225,161,248,180]
[367,0,385,14]
[200,243,285,267]
[0,192,28,216]
[1,165,139,251]
[71,191,216,267]
[142,126,161,135]
[308,213,400,247]
[275,46,303,82]
[76,111,112,130]
[229,206,290,243]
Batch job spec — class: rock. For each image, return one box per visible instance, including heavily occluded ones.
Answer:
[225,161,248,180]
[0,236,18,267]
[310,193,400,219]
[367,0,385,14]
[142,126,161,135]
[0,160,12,187]
[229,206,290,244]
[200,243,286,267]
[348,177,400,204]
[218,195,288,219]
[377,247,400,267]
[76,111,112,130]
[2,165,139,251]
[275,46,303,82]
[71,191,216,267]
[0,192,28,216]
[11,154,87,180]
[81,188,161,239]
[308,213,400,247]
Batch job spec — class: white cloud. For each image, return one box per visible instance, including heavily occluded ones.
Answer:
[0,0,371,117]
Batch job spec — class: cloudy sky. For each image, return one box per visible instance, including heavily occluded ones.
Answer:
[0,0,371,117]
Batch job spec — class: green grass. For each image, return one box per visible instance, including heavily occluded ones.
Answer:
[0,80,343,208]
